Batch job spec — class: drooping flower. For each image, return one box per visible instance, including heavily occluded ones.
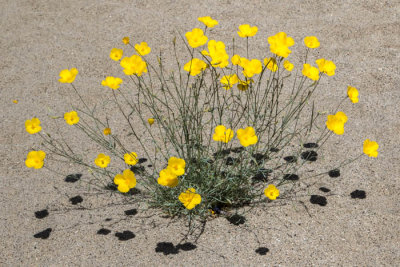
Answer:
[64,111,79,125]
[302,64,320,81]
[237,126,258,147]
[241,58,262,78]
[213,125,234,143]
[347,86,359,103]
[25,150,46,169]
[148,118,155,126]
[114,169,136,193]
[237,24,258,38]
[167,157,186,176]
[120,55,147,76]
[283,60,294,71]
[363,139,379,158]
[198,16,218,28]
[185,28,208,48]
[157,168,178,188]
[101,76,123,90]
[237,78,253,91]
[103,128,111,135]
[184,58,207,76]
[304,36,320,48]
[25,117,42,134]
[134,42,151,56]
[110,48,123,61]
[316,58,336,76]
[178,188,202,210]
[202,40,229,68]
[59,68,78,83]
[264,184,279,200]
[94,153,110,168]
[124,152,138,166]
[268,32,295,58]
[220,74,239,90]
[122,37,130,45]
[326,111,348,135]
[264,57,278,72]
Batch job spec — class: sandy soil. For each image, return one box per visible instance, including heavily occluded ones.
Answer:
[1,0,399,265]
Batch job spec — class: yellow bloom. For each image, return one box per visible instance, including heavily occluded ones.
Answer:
[179,188,202,210]
[120,55,147,76]
[302,64,320,81]
[25,150,46,169]
[134,42,151,56]
[124,152,138,166]
[304,36,320,48]
[185,28,208,48]
[110,48,123,61]
[231,54,241,65]
[220,74,239,90]
[59,68,78,83]
[148,118,155,126]
[157,168,179,188]
[114,169,136,193]
[122,37,130,45]
[203,40,229,68]
[347,86,359,103]
[242,59,262,78]
[13,100,18,104]
[25,117,42,134]
[213,125,234,143]
[237,24,258,38]
[184,58,207,76]
[316,58,336,76]
[264,184,279,200]
[264,57,278,72]
[198,16,218,28]
[94,153,110,168]
[283,60,294,71]
[103,128,111,135]
[237,126,258,147]
[64,111,79,125]
[167,157,186,176]
[268,32,295,58]
[326,111,348,135]
[237,79,253,91]
[101,76,123,90]
[363,139,379,158]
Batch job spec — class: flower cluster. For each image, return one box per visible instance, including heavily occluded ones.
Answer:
[25,118,42,134]
[202,40,229,68]
[268,32,295,58]
[120,55,147,76]
[114,169,136,193]
[213,125,234,143]
[178,188,202,210]
[25,151,46,169]
[157,157,186,188]
[326,111,348,135]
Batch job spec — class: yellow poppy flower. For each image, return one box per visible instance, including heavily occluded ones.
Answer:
[64,111,79,125]
[178,188,202,210]
[114,169,136,193]
[25,117,42,134]
[59,68,78,83]
[264,184,279,200]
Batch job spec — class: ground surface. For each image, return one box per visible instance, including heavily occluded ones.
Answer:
[1,0,399,266]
